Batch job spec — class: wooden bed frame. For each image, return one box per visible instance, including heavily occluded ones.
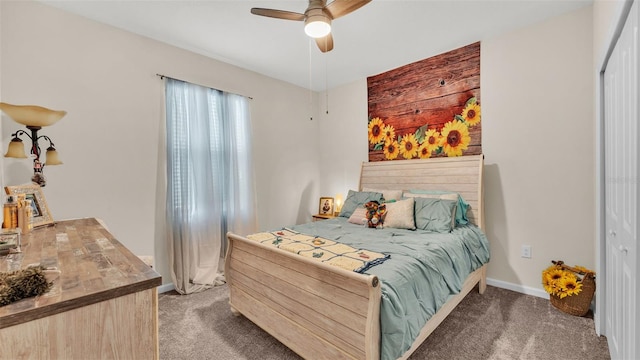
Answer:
[225,155,487,359]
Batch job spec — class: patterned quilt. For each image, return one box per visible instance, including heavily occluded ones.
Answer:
[246,228,390,273]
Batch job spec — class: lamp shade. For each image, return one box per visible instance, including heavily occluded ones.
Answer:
[0,102,66,127]
[304,10,331,38]
[334,193,343,210]
[4,138,28,158]
[334,193,343,216]
[45,146,63,165]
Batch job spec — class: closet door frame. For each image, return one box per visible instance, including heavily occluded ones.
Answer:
[596,0,638,354]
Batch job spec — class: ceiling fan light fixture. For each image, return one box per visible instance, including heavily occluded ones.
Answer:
[250,0,371,51]
[304,14,331,38]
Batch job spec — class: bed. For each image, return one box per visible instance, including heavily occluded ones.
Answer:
[225,154,489,359]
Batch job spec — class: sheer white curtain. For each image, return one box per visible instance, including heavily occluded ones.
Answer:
[165,78,257,294]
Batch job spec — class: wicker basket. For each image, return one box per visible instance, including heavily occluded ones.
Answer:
[549,260,596,317]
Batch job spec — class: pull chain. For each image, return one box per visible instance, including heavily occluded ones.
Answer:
[309,39,313,121]
[325,47,329,115]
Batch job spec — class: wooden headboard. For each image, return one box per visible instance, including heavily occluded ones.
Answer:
[359,155,484,229]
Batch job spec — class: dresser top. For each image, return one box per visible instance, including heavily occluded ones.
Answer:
[0,217,161,328]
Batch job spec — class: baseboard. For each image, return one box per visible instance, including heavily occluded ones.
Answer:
[158,283,176,294]
[486,277,548,299]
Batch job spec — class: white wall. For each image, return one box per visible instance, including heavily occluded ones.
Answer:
[0,1,320,286]
[317,6,595,295]
[316,80,369,200]
[482,5,594,293]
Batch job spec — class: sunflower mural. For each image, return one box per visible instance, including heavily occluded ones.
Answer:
[366,42,481,162]
[367,97,481,160]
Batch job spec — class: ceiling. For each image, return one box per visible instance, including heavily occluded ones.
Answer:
[40,0,592,92]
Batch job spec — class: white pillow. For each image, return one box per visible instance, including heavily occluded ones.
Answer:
[383,197,415,230]
[362,187,404,201]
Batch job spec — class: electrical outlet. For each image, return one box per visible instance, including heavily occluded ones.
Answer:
[521,245,532,259]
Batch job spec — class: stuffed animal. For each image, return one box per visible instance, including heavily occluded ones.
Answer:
[364,201,387,229]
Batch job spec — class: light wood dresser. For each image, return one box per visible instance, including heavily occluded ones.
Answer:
[0,217,162,359]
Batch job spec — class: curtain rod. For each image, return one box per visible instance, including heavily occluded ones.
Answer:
[156,73,253,100]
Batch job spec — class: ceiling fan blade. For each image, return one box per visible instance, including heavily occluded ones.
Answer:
[250,8,306,21]
[324,0,371,20]
[315,33,334,53]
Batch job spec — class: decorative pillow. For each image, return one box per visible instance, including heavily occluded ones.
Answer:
[404,190,469,225]
[347,207,368,225]
[414,197,457,233]
[362,187,404,201]
[382,197,416,230]
[339,190,383,218]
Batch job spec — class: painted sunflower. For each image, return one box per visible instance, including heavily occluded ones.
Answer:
[418,143,432,159]
[400,133,419,159]
[382,124,396,143]
[461,102,481,126]
[383,139,400,160]
[560,275,583,298]
[440,120,471,157]
[424,129,442,153]
[368,117,385,145]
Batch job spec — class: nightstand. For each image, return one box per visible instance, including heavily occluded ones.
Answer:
[312,214,335,222]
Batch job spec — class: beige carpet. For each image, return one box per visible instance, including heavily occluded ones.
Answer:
[158,284,610,359]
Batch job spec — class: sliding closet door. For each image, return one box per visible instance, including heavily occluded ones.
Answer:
[604,1,638,359]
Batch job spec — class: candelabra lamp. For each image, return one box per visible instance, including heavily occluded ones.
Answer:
[0,102,66,187]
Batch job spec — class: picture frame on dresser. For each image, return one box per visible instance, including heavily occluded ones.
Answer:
[318,197,334,215]
[5,183,54,228]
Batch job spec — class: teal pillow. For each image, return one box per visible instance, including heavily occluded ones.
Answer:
[414,197,457,233]
[408,189,469,225]
[339,190,383,218]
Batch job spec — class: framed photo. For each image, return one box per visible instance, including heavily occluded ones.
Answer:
[318,197,334,216]
[5,183,54,228]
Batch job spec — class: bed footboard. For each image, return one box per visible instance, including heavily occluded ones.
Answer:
[225,232,382,360]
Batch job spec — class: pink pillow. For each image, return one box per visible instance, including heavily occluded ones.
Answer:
[347,207,368,225]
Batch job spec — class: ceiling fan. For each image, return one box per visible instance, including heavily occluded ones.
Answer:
[250,0,371,53]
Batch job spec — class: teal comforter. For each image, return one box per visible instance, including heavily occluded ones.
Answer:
[290,217,490,360]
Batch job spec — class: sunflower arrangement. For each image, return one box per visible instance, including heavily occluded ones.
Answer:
[368,97,481,160]
[542,261,594,299]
